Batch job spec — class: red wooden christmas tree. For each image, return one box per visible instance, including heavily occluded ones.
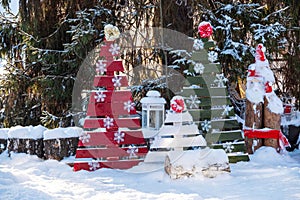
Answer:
[74,28,148,171]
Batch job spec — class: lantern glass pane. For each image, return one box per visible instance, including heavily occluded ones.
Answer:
[142,110,147,128]
[149,110,156,129]
[156,110,163,129]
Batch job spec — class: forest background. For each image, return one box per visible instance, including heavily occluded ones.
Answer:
[0,0,299,128]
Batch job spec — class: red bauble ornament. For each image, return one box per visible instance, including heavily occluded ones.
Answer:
[171,98,185,113]
[198,22,213,38]
[265,82,273,93]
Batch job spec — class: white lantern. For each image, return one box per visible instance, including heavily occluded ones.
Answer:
[140,90,166,137]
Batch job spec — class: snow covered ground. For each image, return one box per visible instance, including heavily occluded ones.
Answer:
[1,147,300,200]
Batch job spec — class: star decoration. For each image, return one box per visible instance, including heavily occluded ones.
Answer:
[208,51,218,63]
[109,43,120,56]
[88,160,100,171]
[222,105,233,116]
[79,132,91,144]
[214,73,228,87]
[193,39,204,51]
[95,59,107,75]
[114,130,125,144]
[124,100,135,113]
[186,95,201,109]
[127,145,138,159]
[103,116,114,129]
[112,76,122,87]
[201,120,212,133]
[222,142,235,153]
[94,91,106,103]
[194,63,205,74]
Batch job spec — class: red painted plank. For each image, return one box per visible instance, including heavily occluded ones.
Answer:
[75,147,148,159]
[90,91,133,103]
[78,130,147,147]
[73,160,143,171]
[83,117,141,129]
[99,42,120,58]
[87,102,137,117]
[95,60,124,76]
[107,61,124,72]
[93,75,128,88]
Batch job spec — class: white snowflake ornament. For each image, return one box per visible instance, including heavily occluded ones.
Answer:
[124,100,135,113]
[79,132,91,144]
[201,120,211,133]
[95,59,107,75]
[186,95,201,109]
[194,63,205,74]
[103,116,114,129]
[222,105,233,116]
[109,43,120,56]
[127,145,138,159]
[214,73,228,87]
[223,142,235,153]
[208,51,218,63]
[114,130,125,144]
[193,39,204,51]
[112,76,122,87]
[88,161,100,171]
[94,91,106,103]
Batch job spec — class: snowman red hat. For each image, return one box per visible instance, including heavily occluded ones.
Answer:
[255,44,267,62]
[252,44,275,84]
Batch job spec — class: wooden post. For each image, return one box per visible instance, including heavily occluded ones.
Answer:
[245,100,264,154]
[263,97,280,151]
[245,100,263,129]
[245,138,263,154]
[264,97,281,130]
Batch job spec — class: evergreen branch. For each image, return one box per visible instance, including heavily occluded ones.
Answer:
[262,6,289,21]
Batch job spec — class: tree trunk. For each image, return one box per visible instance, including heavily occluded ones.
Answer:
[264,97,281,130]
[245,99,263,129]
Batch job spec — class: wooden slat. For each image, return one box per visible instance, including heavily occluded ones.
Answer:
[83,117,141,129]
[89,91,132,103]
[185,76,206,86]
[181,88,228,98]
[189,109,235,121]
[99,42,120,58]
[205,130,244,144]
[209,87,228,96]
[228,154,249,163]
[181,87,210,97]
[86,102,137,117]
[211,141,246,153]
[191,51,210,64]
[106,60,124,72]
[151,136,206,149]
[211,119,241,130]
[75,147,148,159]
[78,130,147,147]
[183,96,230,108]
[95,60,124,74]
[195,119,241,131]
[73,160,143,171]
[93,75,128,88]
[159,125,199,136]
[185,75,218,86]
[144,151,167,163]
